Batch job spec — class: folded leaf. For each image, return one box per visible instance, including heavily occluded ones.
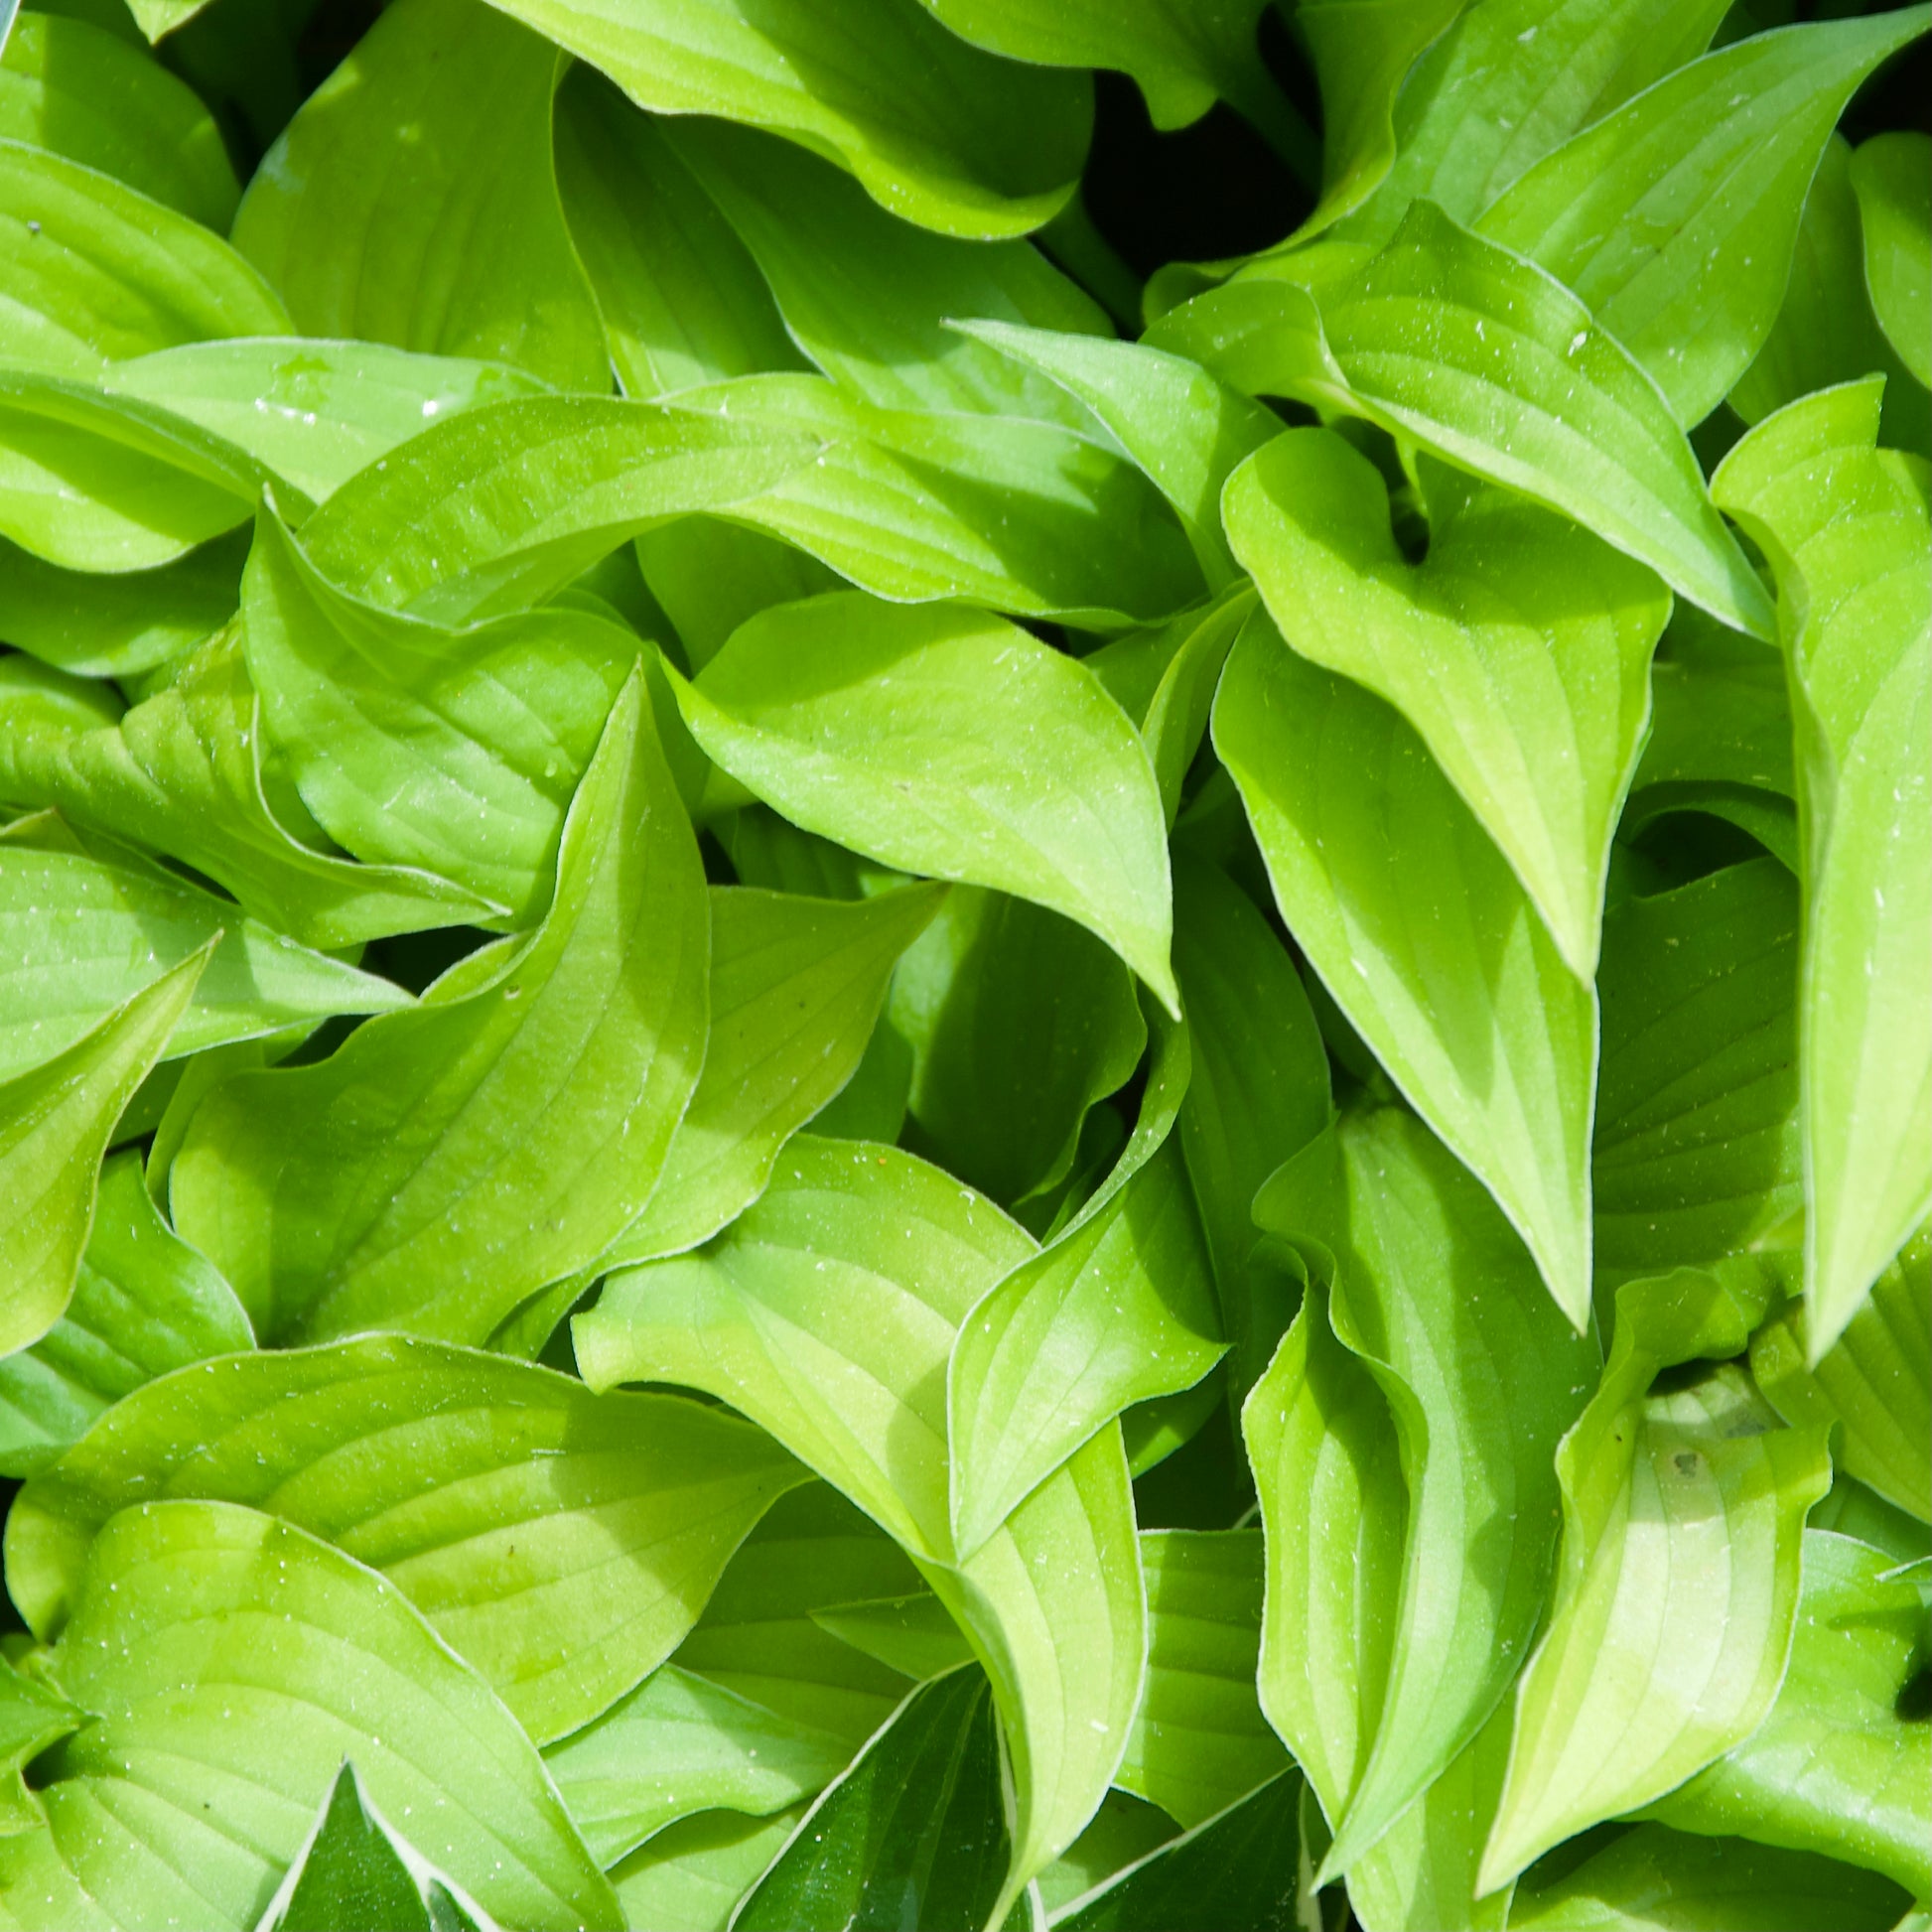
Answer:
[0,944,207,1358]
[810,1591,974,1681]
[0,1147,252,1477]
[1478,1273,1833,1891]
[1477,7,1932,425]
[1252,1108,1595,1876]
[1592,859,1803,1286]
[0,814,409,1082]
[598,881,947,1267]
[1226,428,1667,976]
[0,1658,83,1837]
[0,13,238,229]
[0,139,287,378]
[0,640,497,947]
[478,0,1092,241]
[1852,133,1932,390]
[1645,1529,1931,1898]
[30,1499,620,1931]
[1714,381,1932,1356]
[171,675,709,1344]
[673,593,1176,1011]
[1213,608,1596,1325]
[7,1332,803,1744]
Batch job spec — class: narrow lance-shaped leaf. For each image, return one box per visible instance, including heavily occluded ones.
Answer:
[1213,607,1597,1326]
[1851,132,1932,390]
[0,944,207,1358]
[1713,379,1932,1356]
[1225,427,1668,977]
[171,673,710,1345]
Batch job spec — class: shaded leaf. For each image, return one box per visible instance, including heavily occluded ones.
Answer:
[609,1806,802,1932]
[1852,132,1932,390]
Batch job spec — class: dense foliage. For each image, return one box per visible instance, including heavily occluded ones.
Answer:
[0,0,1928,1927]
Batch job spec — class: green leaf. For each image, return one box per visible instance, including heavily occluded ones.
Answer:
[1644,1529,1931,1898]
[1249,1107,1596,1878]
[608,1805,803,1932]
[0,13,239,228]
[1035,1792,1177,1919]
[478,0,1092,241]
[0,1658,83,1837]
[6,1332,804,1744]
[1047,1772,1304,1932]
[1713,380,1932,1356]
[672,593,1176,1012]
[1225,428,1668,976]
[0,139,287,378]
[575,1138,1147,1920]
[259,1761,490,1932]
[733,1667,1015,1932]
[1476,8,1932,426]
[809,1591,974,1681]
[596,881,947,1267]
[1751,1224,1930,1523]
[0,638,498,947]
[0,1146,252,1478]
[1507,1824,1910,1932]
[948,1136,1222,1555]
[1213,608,1597,1325]
[542,1664,853,1866]
[953,322,1277,586]
[0,943,207,1358]
[1477,1274,1833,1891]
[1852,133,1932,391]
[890,888,1146,1206]
[229,0,605,392]
[169,675,710,1344]
[1592,859,1803,1287]
[30,1499,620,1931]
[665,120,1109,425]
[0,812,409,1083]
[1114,1529,1287,1830]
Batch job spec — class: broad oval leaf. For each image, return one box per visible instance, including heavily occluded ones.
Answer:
[30,1499,620,1932]
[1714,380,1932,1357]
[170,674,710,1344]
[672,593,1176,1012]
[1851,132,1932,390]
[1225,428,1668,977]
[1213,608,1597,1326]
[6,1332,804,1744]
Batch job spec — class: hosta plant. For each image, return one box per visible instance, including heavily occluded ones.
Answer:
[0,0,1928,1926]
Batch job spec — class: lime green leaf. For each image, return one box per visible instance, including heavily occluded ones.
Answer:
[809,1592,974,1682]
[576,1139,1146,1920]
[1713,381,1932,1356]
[0,140,287,378]
[598,881,947,1267]
[1645,1529,1931,1897]
[1478,1274,1833,1891]
[734,1667,1016,1932]
[608,1806,803,1932]
[230,0,606,392]
[477,0,1091,241]
[1114,1529,1287,1829]
[31,1500,619,1931]
[543,1664,852,1865]
[1592,860,1803,1287]
[1214,609,1596,1325]
[1507,1825,1910,1932]
[666,120,1108,425]
[0,1147,252,1478]
[7,1332,803,1744]
[1226,429,1667,977]
[0,813,409,1083]
[0,639,498,948]
[170,676,709,1344]
[890,888,1146,1206]
[1852,133,1932,390]
[554,69,806,399]
[1251,1107,1595,1877]
[672,593,1176,1012]
[0,944,207,1357]
[0,1659,82,1837]
[1751,1224,1930,1523]
[1477,8,1932,426]
[1036,1793,1176,1918]
[0,14,238,228]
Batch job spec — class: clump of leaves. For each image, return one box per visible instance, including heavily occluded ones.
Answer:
[0,0,1927,1927]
